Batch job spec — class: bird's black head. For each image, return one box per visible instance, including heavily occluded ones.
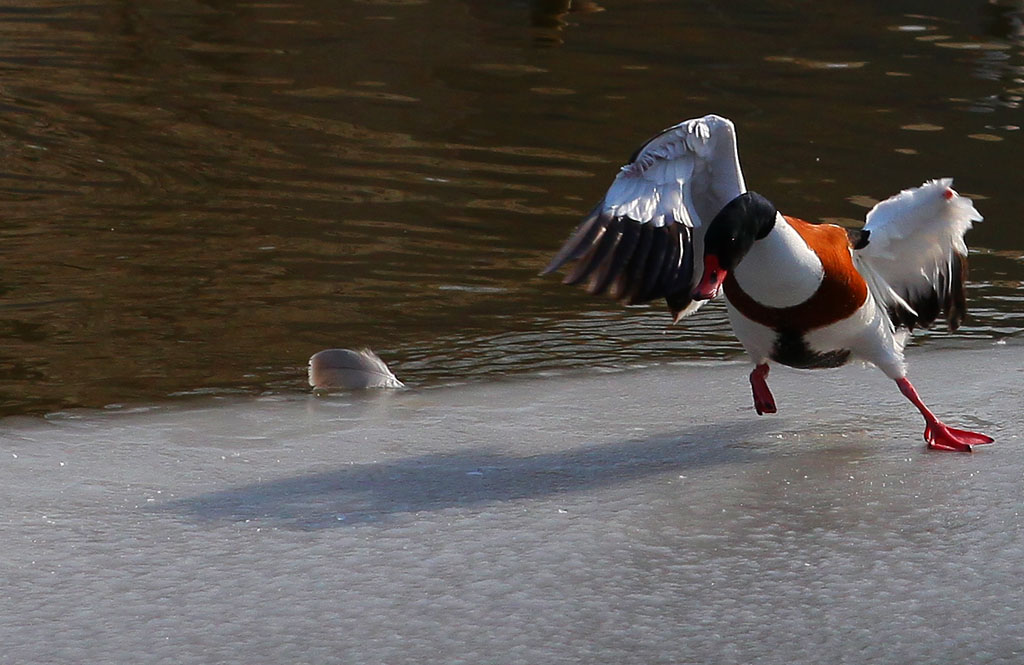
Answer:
[703,191,777,269]
[692,191,777,300]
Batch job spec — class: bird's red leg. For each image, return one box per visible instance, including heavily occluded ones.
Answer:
[750,363,777,415]
[895,377,994,452]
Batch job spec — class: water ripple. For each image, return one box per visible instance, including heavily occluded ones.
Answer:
[0,0,1019,416]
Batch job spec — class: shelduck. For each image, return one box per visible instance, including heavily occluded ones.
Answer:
[543,114,994,452]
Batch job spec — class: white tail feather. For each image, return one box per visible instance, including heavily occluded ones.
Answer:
[854,178,982,328]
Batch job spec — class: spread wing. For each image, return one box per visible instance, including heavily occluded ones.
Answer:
[852,178,983,331]
[541,114,746,320]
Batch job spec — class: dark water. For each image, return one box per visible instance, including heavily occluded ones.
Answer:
[0,0,1021,416]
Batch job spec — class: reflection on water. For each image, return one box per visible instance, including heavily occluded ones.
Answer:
[529,0,604,45]
[0,0,1020,416]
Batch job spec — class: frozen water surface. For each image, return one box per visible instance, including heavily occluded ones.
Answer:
[1,343,1021,665]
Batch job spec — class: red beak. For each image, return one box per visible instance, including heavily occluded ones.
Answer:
[692,255,726,301]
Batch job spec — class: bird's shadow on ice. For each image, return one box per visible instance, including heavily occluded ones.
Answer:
[161,421,770,530]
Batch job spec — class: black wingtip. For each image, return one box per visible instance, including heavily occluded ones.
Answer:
[946,251,969,331]
[847,228,870,250]
[887,251,970,333]
[542,208,698,314]
[540,207,605,277]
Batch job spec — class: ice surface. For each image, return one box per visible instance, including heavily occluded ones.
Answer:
[0,342,1021,665]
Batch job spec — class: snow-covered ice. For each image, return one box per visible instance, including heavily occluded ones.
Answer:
[0,342,1021,664]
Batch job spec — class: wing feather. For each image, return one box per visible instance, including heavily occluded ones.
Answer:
[542,207,603,273]
[588,225,630,296]
[853,178,982,331]
[637,227,669,303]
[601,220,641,297]
[542,114,746,319]
[613,222,655,301]
[308,348,404,390]
[657,225,683,300]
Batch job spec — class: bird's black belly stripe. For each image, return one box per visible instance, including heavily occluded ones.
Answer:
[771,330,851,369]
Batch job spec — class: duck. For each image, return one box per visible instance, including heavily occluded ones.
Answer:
[542,114,994,452]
